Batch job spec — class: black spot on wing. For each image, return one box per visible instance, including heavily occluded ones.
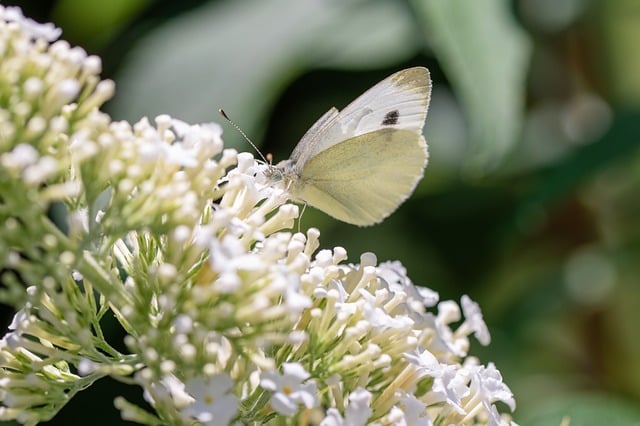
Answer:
[382,109,399,126]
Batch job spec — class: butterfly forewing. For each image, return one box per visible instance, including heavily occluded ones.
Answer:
[289,107,338,163]
[290,67,431,170]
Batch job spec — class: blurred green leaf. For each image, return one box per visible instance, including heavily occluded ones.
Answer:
[411,0,532,175]
[521,393,640,426]
[52,0,152,49]
[598,0,640,105]
[110,0,421,148]
[514,110,640,232]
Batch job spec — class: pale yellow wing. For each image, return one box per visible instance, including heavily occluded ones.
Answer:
[288,128,428,226]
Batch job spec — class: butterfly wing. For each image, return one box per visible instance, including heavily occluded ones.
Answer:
[289,107,339,162]
[290,67,431,170]
[289,128,428,226]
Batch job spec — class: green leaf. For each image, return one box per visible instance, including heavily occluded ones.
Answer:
[52,0,152,49]
[109,0,421,149]
[411,0,532,175]
[513,109,640,230]
[521,393,640,426]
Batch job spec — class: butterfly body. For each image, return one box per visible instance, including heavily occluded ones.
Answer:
[269,67,431,226]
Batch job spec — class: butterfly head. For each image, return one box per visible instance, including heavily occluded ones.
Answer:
[263,164,283,184]
[263,159,298,191]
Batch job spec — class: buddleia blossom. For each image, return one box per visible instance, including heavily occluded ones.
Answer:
[0,7,517,426]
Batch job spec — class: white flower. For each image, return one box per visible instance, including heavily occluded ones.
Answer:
[210,235,265,276]
[77,358,97,376]
[460,295,491,346]
[377,260,439,309]
[284,274,313,314]
[181,374,239,426]
[432,301,469,358]
[319,388,372,426]
[260,363,319,416]
[0,144,39,171]
[468,363,515,413]
[320,408,344,426]
[405,349,468,414]
[397,392,433,426]
[343,388,373,426]
[0,5,61,41]
[7,308,31,331]
[359,288,414,330]
[143,374,193,409]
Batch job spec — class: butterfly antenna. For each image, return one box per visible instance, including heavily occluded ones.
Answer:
[297,203,307,233]
[218,109,270,164]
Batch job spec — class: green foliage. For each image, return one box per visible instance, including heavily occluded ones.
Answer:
[521,393,640,426]
[412,0,531,174]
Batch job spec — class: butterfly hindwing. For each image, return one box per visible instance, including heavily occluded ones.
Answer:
[289,128,428,226]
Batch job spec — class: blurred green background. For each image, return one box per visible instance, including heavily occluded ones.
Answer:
[5,0,640,424]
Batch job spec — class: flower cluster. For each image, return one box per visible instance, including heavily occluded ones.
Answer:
[0,6,517,426]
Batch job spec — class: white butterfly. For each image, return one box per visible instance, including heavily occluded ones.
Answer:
[267,67,431,226]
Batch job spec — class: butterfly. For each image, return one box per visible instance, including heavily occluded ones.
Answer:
[266,67,431,226]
